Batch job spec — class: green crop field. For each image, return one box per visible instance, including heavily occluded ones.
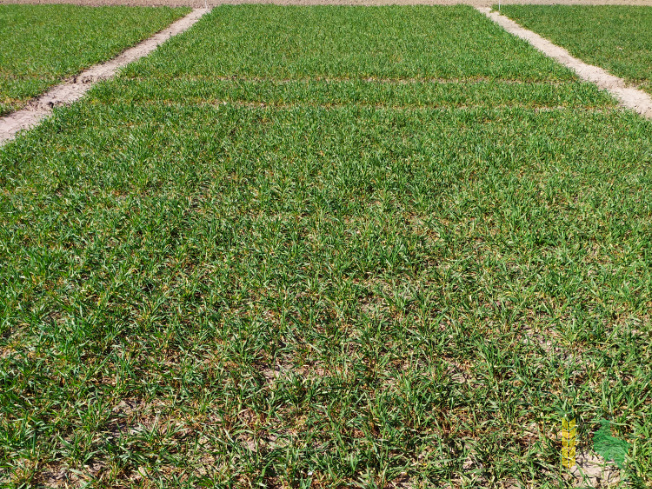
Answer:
[1,5,651,488]
[126,5,571,81]
[0,5,190,116]
[499,5,652,95]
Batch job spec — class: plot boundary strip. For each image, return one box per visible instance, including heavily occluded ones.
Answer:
[476,6,652,119]
[0,8,210,147]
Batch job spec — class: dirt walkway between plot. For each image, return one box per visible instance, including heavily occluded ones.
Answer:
[477,7,652,119]
[0,8,209,147]
[1,0,650,7]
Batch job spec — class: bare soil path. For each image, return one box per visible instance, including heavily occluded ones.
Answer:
[0,8,209,146]
[477,6,652,119]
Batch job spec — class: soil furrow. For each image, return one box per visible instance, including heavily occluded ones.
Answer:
[0,8,210,146]
[478,6,652,119]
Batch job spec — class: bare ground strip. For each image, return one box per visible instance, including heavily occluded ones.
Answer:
[0,8,210,147]
[477,6,652,119]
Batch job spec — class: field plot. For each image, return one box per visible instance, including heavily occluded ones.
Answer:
[2,5,652,487]
[499,5,652,95]
[0,4,190,116]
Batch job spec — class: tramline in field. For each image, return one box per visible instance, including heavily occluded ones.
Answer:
[0,4,190,116]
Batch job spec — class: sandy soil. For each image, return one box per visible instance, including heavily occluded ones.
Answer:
[1,0,650,8]
[478,6,652,118]
[0,8,209,146]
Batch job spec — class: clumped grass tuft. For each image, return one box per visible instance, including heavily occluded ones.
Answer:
[0,4,190,116]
